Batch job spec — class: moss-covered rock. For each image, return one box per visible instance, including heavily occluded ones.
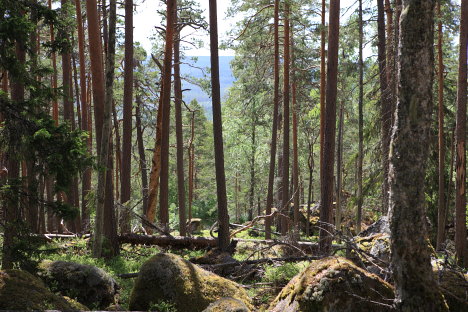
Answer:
[202,297,250,312]
[432,261,468,312]
[129,253,253,312]
[0,269,76,311]
[38,260,119,309]
[268,257,394,312]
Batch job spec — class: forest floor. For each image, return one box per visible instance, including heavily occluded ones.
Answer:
[30,230,325,311]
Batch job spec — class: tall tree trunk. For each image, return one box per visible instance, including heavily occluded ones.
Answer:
[61,0,80,234]
[455,0,468,267]
[319,0,340,252]
[87,0,118,258]
[388,0,448,309]
[135,83,148,220]
[174,6,187,236]
[188,111,195,222]
[319,0,326,204]
[335,100,344,232]
[209,0,230,251]
[292,38,299,230]
[159,0,175,229]
[306,141,314,237]
[2,39,25,269]
[120,0,134,234]
[356,0,364,234]
[146,95,163,233]
[436,0,446,251]
[103,0,119,256]
[49,0,59,126]
[112,100,122,217]
[76,0,91,233]
[281,1,291,235]
[377,0,390,213]
[249,118,256,222]
[265,0,280,240]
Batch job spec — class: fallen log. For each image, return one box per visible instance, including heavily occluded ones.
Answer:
[117,255,325,279]
[118,234,219,249]
[118,233,342,253]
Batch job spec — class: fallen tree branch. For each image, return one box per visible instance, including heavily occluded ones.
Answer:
[117,255,324,279]
[118,233,342,253]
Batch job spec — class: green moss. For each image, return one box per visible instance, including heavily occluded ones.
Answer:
[0,270,76,311]
[129,253,253,312]
[202,297,250,312]
[269,257,395,312]
[433,263,468,312]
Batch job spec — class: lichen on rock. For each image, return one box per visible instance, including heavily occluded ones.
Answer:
[202,297,250,312]
[38,260,119,309]
[129,253,253,312]
[269,257,394,312]
[0,269,77,311]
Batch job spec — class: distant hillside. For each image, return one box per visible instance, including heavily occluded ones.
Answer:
[180,55,235,117]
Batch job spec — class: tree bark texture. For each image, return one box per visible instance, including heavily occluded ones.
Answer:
[135,83,149,219]
[388,1,448,310]
[174,4,187,237]
[377,0,390,213]
[281,1,291,235]
[209,0,230,251]
[356,0,364,234]
[159,0,176,228]
[455,0,468,266]
[436,0,446,251]
[319,0,340,252]
[265,0,280,240]
[120,0,134,234]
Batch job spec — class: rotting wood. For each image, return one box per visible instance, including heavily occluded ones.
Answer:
[118,233,341,252]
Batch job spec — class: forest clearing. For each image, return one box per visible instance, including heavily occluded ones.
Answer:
[0,0,467,311]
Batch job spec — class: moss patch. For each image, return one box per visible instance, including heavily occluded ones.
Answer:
[202,297,250,312]
[129,253,253,312]
[269,257,394,312]
[433,262,468,312]
[0,269,76,311]
[38,260,119,309]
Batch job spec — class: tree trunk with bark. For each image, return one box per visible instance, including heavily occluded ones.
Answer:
[356,0,364,234]
[174,4,187,236]
[292,44,299,231]
[120,0,134,234]
[159,0,176,229]
[265,0,280,240]
[209,0,230,251]
[281,1,291,235]
[135,82,149,218]
[335,100,344,232]
[319,0,340,252]
[2,39,25,269]
[377,0,390,214]
[388,0,448,309]
[74,0,91,231]
[455,0,468,267]
[436,0,446,251]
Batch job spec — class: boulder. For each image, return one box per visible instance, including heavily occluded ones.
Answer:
[129,253,253,311]
[433,261,468,312]
[354,233,391,278]
[268,257,394,312]
[38,260,119,309]
[187,218,203,234]
[358,216,390,237]
[0,269,76,311]
[202,297,250,312]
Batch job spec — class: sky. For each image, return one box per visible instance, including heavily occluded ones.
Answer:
[134,0,359,57]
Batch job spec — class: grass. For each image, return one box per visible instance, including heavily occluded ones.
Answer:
[0,230,320,311]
